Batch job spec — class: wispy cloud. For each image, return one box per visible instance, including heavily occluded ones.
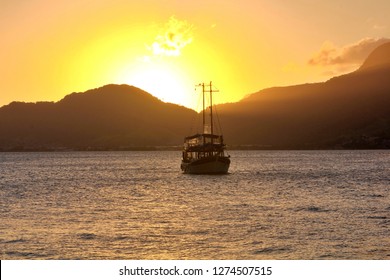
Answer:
[308,37,390,67]
[366,18,387,31]
[148,16,194,57]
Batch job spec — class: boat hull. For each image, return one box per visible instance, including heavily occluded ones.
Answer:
[181,156,230,174]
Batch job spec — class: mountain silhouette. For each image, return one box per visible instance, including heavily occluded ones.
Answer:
[0,43,389,151]
[0,84,196,150]
[359,42,390,71]
[217,42,390,149]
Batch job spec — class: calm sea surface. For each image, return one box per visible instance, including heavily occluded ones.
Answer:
[1,150,389,259]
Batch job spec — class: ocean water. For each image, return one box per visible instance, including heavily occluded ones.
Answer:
[0,150,389,260]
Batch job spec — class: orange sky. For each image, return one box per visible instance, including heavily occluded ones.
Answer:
[1,0,390,110]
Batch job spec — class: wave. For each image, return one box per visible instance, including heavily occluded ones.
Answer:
[253,246,291,255]
[78,233,97,240]
[3,238,27,244]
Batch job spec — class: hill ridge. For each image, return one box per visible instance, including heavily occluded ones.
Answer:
[0,84,197,151]
[216,43,390,148]
[359,42,390,71]
[1,43,390,150]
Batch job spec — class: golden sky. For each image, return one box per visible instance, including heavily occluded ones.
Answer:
[1,0,390,110]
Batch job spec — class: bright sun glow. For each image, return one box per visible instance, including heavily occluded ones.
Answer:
[64,16,198,109]
[125,66,189,106]
[113,16,197,108]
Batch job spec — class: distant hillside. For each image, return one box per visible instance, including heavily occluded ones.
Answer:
[359,42,390,71]
[0,84,196,151]
[1,44,389,151]
[217,43,390,149]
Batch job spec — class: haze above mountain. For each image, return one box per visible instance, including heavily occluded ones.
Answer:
[0,43,389,150]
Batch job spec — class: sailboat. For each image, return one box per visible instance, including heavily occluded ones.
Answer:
[181,82,230,174]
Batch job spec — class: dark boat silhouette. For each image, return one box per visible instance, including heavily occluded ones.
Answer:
[181,82,230,174]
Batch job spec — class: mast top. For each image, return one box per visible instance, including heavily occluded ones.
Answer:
[196,81,219,135]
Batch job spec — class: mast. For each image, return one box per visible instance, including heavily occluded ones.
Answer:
[202,83,206,149]
[210,81,213,135]
[197,81,218,135]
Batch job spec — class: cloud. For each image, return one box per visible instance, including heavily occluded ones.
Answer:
[366,18,387,30]
[308,37,390,67]
[148,16,194,57]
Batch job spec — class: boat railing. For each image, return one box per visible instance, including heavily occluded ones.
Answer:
[184,134,223,148]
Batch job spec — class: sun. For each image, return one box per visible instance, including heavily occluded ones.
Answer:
[101,16,199,109]
[115,61,195,109]
[81,16,199,110]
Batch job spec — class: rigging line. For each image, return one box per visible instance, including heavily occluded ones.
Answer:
[210,83,222,135]
[209,83,220,134]
[214,102,223,136]
[196,85,204,133]
[189,85,203,135]
[214,103,229,156]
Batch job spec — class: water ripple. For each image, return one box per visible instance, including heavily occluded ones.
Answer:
[1,150,389,259]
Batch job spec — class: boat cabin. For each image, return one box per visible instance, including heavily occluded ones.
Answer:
[182,133,226,161]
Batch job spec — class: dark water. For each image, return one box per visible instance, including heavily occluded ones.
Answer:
[1,150,389,259]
